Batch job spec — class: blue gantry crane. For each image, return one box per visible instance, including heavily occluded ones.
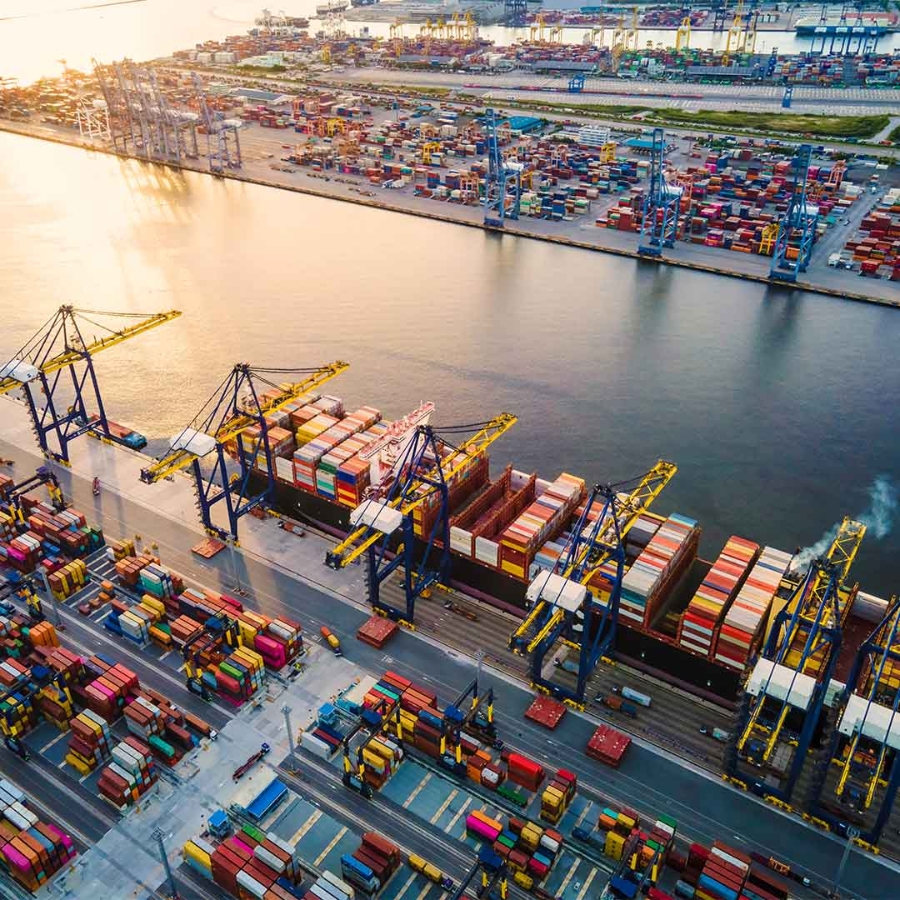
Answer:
[504,0,527,26]
[325,415,516,625]
[808,594,900,848]
[483,109,522,228]
[568,72,586,93]
[441,674,499,764]
[140,362,349,542]
[0,306,181,464]
[638,128,681,257]
[509,462,677,707]
[727,517,866,805]
[769,143,817,282]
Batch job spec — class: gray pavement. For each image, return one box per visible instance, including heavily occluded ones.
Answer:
[0,408,897,898]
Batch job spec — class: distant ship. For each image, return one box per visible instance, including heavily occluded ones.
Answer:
[316,0,349,15]
[254,9,309,30]
[350,0,379,6]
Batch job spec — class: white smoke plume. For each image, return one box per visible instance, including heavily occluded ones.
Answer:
[791,476,898,573]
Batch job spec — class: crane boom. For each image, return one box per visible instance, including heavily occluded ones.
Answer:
[0,307,182,395]
[140,361,349,483]
[575,461,677,587]
[327,413,517,570]
[511,460,676,650]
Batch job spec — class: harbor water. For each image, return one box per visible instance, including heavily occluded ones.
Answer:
[1,129,899,596]
[1,0,898,84]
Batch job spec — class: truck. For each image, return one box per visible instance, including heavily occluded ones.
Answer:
[571,827,606,854]
[407,854,454,890]
[598,695,638,718]
[553,658,579,675]
[233,743,270,781]
[321,625,343,656]
[613,685,652,708]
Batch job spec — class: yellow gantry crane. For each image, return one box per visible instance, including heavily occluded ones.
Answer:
[509,461,677,706]
[675,16,691,51]
[529,13,547,43]
[0,305,181,463]
[139,361,349,541]
[808,593,900,847]
[729,517,866,804]
[324,414,516,624]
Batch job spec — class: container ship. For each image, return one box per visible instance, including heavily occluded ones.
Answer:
[316,1,349,15]
[240,387,880,701]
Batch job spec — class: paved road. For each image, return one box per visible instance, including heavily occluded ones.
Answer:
[2,439,894,899]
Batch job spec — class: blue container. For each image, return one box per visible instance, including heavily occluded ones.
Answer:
[698,874,738,900]
[419,709,443,730]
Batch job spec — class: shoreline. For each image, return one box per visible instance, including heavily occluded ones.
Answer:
[3,119,897,311]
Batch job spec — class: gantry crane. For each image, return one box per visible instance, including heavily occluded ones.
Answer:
[140,361,349,542]
[584,25,605,48]
[808,595,900,848]
[0,466,64,526]
[509,462,677,707]
[182,614,242,699]
[599,832,663,900]
[192,73,242,174]
[449,848,507,900]
[504,0,527,27]
[483,109,522,228]
[625,5,640,51]
[727,518,866,804]
[341,694,399,797]
[638,129,682,258]
[441,673,499,766]
[770,144,817,282]
[568,72,586,93]
[324,415,516,625]
[675,16,692,51]
[0,306,181,464]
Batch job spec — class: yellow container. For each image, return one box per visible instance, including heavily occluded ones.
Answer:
[605,831,625,860]
[65,753,93,776]
[362,749,387,771]
[183,841,212,869]
[368,740,394,762]
[513,872,534,890]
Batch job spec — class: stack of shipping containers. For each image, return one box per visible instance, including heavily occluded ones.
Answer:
[0,780,76,893]
[619,515,700,628]
[677,536,759,659]
[713,547,793,671]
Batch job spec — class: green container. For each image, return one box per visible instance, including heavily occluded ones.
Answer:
[498,784,527,807]
[219,662,246,682]
[242,823,267,844]
[498,835,516,850]
[658,814,677,830]
[149,734,176,758]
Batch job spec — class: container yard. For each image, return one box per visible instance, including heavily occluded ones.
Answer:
[1,11,899,306]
